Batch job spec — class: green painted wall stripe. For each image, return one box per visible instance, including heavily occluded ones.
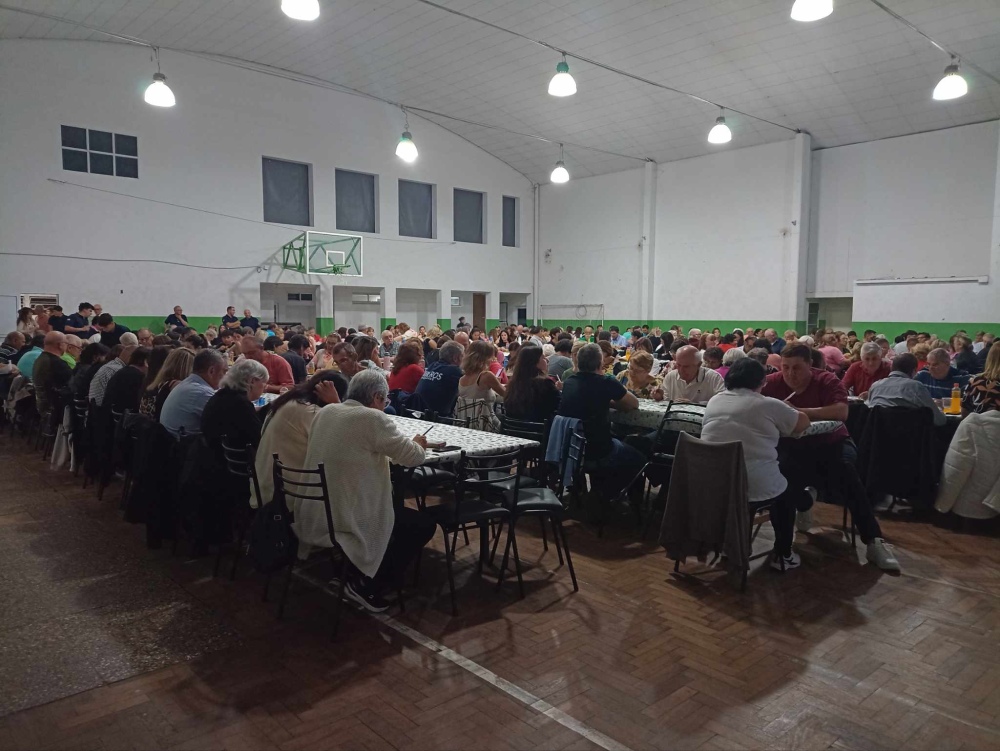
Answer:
[379,317,397,332]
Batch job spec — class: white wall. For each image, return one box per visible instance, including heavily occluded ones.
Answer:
[810,121,998,292]
[0,40,534,329]
[331,286,382,332]
[395,288,438,329]
[538,169,644,320]
[655,138,807,324]
[809,120,1000,328]
[539,139,809,325]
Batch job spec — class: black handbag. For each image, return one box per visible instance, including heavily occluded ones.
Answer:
[247,490,298,573]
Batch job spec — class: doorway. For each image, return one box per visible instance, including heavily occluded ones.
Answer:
[259,283,320,328]
[472,293,486,330]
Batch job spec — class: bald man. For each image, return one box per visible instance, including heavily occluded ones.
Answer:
[241,336,293,393]
[454,331,470,350]
[63,334,83,368]
[33,331,73,419]
[660,345,724,404]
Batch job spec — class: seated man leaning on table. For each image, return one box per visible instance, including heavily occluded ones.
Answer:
[760,343,900,572]
[660,345,724,404]
[841,341,891,398]
[914,347,972,400]
[867,354,946,427]
[300,370,435,613]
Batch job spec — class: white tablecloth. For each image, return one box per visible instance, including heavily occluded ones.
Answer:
[387,415,539,465]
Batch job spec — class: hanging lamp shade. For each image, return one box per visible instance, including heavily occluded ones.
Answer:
[932,63,968,100]
[707,115,732,144]
[396,131,418,162]
[790,0,833,22]
[281,0,320,21]
[548,59,577,97]
[144,72,175,107]
[550,160,570,183]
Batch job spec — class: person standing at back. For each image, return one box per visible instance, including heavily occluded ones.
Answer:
[222,306,241,331]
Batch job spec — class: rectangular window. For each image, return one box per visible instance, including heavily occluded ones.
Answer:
[262,157,312,226]
[335,169,377,233]
[502,195,518,247]
[454,188,485,244]
[61,125,138,178]
[398,179,434,239]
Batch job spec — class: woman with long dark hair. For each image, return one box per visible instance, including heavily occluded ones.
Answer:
[503,345,560,424]
[388,340,424,392]
[254,370,348,505]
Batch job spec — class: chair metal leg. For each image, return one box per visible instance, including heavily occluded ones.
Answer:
[276,560,295,619]
[495,526,513,591]
[229,511,251,581]
[550,516,564,566]
[412,548,422,587]
[558,521,578,592]
[442,527,457,616]
[489,518,505,565]
[476,522,488,576]
[332,555,348,639]
[508,524,525,599]
[539,516,548,551]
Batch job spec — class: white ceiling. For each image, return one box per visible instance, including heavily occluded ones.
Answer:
[2,0,1000,183]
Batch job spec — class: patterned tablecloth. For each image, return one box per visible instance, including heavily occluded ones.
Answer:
[610,401,706,433]
[609,399,843,438]
[387,415,539,465]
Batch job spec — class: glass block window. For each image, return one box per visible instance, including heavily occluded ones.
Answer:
[61,125,138,178]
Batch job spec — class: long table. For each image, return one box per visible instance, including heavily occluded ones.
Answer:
[387,414,539,465]
[609,400,843,438]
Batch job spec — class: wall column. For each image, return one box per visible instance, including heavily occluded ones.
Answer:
[640,161,658,323]
[787,132,812,331]
[380,285,397,332]
[437,289,452,331]
[485,291,501,333]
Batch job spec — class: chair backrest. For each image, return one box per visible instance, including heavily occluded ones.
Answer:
[73,397,89,419]
[272,455,336,545]
[857,406,940,499]
[423,412,470,428]
[462,447,523,492]
[111,407,124,424]
[659,432,749,562]
[222,435,264,507]
[555,429,586,496]
[651,401,704,455]
[500,415,548,445]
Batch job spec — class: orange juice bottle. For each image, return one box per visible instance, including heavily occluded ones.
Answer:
[947,383,961,414]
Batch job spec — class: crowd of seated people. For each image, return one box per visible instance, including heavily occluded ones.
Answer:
[5,303,1000,590]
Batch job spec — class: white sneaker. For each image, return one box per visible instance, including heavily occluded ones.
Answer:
[866,538,900,572]
[771,549,801,571]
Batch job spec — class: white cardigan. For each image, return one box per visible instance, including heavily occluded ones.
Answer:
[300,400,426,576]
[934,410,1000,519]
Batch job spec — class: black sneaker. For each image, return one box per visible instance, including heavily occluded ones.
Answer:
[344,579,391,613]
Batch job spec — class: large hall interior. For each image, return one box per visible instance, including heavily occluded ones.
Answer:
[2,1,1000,749]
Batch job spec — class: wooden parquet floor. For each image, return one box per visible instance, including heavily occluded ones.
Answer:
[2,430,1000,751]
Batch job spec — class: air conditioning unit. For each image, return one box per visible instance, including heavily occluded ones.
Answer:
[20,293,59,309]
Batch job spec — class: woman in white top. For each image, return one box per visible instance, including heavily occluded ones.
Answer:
[254,370,348,507]
[701,358,809,570]
[301,370,434,612]
[458,340,506,430]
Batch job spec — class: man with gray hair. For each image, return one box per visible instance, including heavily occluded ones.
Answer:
[868,354,946,427]
[842,341,890,398]
[915,347,972,400]
[160,348,228,437]
[414,340,464,416]
[302,368,434,612]
[89,343,138,406]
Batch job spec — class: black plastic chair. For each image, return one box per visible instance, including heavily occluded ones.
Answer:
[213,436,263,580]
[421,451,515,615]
[71,397,89,477]
[269,456,352,638]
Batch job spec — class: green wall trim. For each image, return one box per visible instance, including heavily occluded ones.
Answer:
[852,321,1000,338]
[485,318,502,333]
[380,318,397,332]
[437,318,452,331]
[532,319,807,335]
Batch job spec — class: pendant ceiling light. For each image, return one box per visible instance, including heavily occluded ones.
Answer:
[143,48,175,107]
[395,108,418,163]
[548,55,577,97]
[707,109,732,144]
[932,58,968,101]
[550,144,569,183]
[790,0,833,22]
[281,0,320,21]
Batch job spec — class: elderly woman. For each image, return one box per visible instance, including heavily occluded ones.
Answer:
[842,342,890,398]
[617,351,663,400]
[309,333,341,373]
[201,359,268,464]
[254,370,347,507]
[301,369,434,612]
[716,346,746,379]
[963,344,1000,414]
[702,346,724,371]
